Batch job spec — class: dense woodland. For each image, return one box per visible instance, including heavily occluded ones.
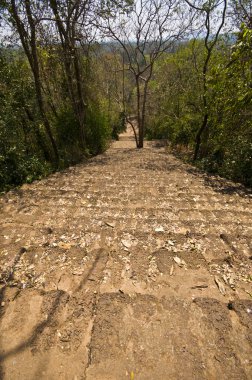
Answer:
[0,0,251,191]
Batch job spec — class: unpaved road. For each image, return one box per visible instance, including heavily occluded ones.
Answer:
[0,129,252,379]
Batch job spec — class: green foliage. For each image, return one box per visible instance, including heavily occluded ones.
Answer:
[0,48,53,191]
[54,105,83,166]
[147,41,203,145]
[147,34,252,187]
[111,112,126,140]
[86,104,112,155]
[1,18,251,191]
[0,147,51,192]
[99,0,134,17]
[204,26,252,186]
[0,46,115,192]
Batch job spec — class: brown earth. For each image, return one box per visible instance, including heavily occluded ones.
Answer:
[0,127,252,380]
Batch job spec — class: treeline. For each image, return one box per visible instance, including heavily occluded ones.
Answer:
[146,27,252,187]
[0,1,125,192]
[0,46,116,191]
[0,0,251,191]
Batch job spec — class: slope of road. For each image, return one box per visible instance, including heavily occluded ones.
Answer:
[0,129,252,379]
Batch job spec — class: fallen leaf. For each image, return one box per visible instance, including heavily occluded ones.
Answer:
[245,290,252,298]
[214,276,226,295]
[72,270,84,276]
[168,240,175,246]
[155,226,164,233]
[105,221,115,228]
[191,284,208,289]
[170,264,174,276]
[222,274,228,284]
[125,263,131,271]
[173,256,181,265]
[121,239,131,248]
[58,242,73,250]
[173,256,187,268]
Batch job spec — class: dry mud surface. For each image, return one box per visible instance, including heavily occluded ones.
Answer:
[0,128,252,379]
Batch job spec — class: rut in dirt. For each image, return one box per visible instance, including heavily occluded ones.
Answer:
[0,129,252,380]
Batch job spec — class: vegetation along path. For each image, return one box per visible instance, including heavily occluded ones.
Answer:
[0,128,252,380]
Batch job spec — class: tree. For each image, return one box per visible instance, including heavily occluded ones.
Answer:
[207,24,252,185]
[0,48,53,190]
[185,0,227,160]
[48,0,93,149]
[144,12,252,186]
[2,0,60,165]
[146,39,204,144]
[230,0,252,28]
[99,0,191,148]
[0,0,115,190]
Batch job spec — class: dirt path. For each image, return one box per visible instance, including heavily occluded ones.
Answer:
[0,128,252,380]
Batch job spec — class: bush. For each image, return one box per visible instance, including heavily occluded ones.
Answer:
[0,147,51,192]
[86,104,112,155]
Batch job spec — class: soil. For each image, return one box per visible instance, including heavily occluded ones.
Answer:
[0,127,252,379]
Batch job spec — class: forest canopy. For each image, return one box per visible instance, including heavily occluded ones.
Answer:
[0,0,251,191]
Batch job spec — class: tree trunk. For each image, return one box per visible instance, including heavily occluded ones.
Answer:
[194,113,208,161]
[11,0,59,166]
[136,78,143,148]
[24,107,51,161]
[31,43,59,165]
[73,50,86,148]
[138,124,144,148]
[49,0,86,150]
